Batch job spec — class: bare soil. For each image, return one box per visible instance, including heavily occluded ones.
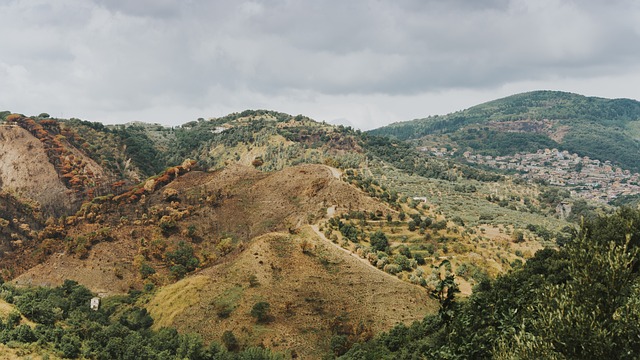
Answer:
[0,126,71,212]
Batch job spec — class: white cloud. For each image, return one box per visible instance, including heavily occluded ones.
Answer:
[1,0,639,129]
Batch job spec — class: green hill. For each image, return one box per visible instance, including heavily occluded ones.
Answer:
[370,91,640,172]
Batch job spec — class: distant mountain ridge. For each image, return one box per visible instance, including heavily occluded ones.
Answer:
[369,90,640,172]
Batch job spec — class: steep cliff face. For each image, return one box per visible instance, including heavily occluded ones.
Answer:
[0,125,72,215]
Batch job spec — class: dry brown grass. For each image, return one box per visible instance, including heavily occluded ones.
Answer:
[147,230,436,359]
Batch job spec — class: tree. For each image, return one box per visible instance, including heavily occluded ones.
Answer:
[369,230,389,252]
[430,261,460,324]
[496,228,640,359]
[165,241,199,278]
[512,230,525,243]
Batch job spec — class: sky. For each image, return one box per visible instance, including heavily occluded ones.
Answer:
[1,0,640,130]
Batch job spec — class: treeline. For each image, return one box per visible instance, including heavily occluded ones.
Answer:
[0,280,284,359]
[340,208,640,359]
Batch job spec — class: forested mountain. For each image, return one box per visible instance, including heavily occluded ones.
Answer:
[370,91,640,172]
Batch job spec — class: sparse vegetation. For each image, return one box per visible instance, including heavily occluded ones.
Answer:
[4,93,640,359]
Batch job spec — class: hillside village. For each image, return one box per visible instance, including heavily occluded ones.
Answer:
[461,148,640,203]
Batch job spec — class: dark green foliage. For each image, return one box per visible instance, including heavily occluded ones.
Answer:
[342,208,640,359]
[369,230,389,252]
[165,241,200,279]
[331,334,350,356]
[222,330,239,351]
[360,133,502,182]
[430,220,447,230]
[13,280,92,326]
[340,223,360,242]
[0,281,285,359]
[116,125,166,176]
[250,302,271,323]
[119,307,153,331]
[140,262,156,278]
[398,245,412,259]
[454,129,560,156]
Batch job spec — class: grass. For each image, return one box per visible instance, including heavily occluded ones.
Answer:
[212,285,244,319]
[147,275,211,329]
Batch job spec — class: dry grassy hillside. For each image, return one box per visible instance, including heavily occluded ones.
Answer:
[7,162,436,357]
[11,164,392,291]
[147,228,435,358]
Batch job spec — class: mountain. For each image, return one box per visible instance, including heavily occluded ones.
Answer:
[0,95,634,358]
[370,90,640,172]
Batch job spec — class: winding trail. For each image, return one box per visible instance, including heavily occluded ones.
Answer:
[321,165,342,179]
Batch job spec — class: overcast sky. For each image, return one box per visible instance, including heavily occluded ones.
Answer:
[2,0,640,130]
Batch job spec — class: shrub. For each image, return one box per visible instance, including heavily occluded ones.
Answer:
[140,263,156,279]
[383,264,402,274]
[165,241,199,275]
[398,245,412,258]
[250,302,271,323]
[222,331,239,351]
[370,230,389,252]
[330,334,350,356]
[158,217,177,233]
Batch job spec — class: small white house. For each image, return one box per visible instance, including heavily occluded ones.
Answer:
[90,297,100,311]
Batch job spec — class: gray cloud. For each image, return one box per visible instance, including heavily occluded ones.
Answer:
[1,0,639,129]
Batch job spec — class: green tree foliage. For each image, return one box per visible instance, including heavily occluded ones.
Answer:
[360,133,502,182]
[341,208,640,359]
[370,90,640,172]
[118,125,166,176]
[0,281,285,359]
[250,302,271,323]
[369,230,389,252]
[165,241,200,279]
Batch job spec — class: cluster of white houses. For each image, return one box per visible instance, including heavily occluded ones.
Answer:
[463,149,640,203]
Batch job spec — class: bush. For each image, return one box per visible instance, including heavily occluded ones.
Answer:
[140,263,156,279]
[222,330,239,351]
[250,302,271,323]
[165,241,199,276]
[370,230,389,252]
[330,334,350,356]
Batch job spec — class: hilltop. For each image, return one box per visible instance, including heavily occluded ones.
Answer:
[370,90,640,172]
